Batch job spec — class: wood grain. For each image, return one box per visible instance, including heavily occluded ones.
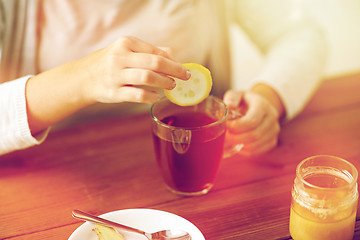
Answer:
[0,73,360,239]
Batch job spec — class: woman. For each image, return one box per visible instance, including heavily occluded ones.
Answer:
[0,0,326,155]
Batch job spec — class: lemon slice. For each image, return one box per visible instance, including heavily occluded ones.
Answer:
[164,63,212,106]
[93,224,125,240]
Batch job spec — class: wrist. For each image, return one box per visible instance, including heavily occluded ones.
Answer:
[250,83,285,119]
[65,59,98,106]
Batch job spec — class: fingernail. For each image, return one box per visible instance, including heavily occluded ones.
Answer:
[170,80,176,89]
[185,69,191,79]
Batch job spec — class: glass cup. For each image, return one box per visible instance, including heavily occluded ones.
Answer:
[289,155,359,240]
[150,96,241,196]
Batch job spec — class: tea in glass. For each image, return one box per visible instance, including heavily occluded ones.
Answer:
[151,96,227,196]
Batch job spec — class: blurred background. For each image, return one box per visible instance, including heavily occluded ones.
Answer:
[230,0,360,87]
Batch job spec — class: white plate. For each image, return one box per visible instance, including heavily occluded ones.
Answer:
[69,208,205,240]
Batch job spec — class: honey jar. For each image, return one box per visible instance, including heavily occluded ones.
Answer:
[289,155,358,240]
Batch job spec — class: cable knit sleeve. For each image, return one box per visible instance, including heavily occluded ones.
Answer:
[0,75,50,155]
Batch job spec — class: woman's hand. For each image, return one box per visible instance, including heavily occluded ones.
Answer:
[78,36,190,104]
[26,36,190,134]
[223,85,284,156]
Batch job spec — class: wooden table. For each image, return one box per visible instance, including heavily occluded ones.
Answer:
[1,73,360,240]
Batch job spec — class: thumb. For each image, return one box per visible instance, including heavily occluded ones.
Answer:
[223,90,244,108]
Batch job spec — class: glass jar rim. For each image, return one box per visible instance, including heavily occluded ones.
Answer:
[296,155,358,191]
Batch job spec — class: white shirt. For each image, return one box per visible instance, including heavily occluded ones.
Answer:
[0,75,49,155]
[0,0,326,155]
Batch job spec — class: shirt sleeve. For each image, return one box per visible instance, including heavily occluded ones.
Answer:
[230,0,327,119]
[250,23,327,119]
[0,75,50,155]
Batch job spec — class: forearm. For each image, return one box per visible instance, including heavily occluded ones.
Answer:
[230,1,326,119]
[25,37,190,135]
[26,59,93,134]
[250,24,326,119]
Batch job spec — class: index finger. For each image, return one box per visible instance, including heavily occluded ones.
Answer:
[121,36,174,60]
[224,90,244,108]
[124,53,191,80]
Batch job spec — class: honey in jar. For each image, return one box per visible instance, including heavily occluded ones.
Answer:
[289,155,358,240]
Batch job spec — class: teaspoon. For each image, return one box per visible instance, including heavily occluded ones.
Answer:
[72,209,191,240]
